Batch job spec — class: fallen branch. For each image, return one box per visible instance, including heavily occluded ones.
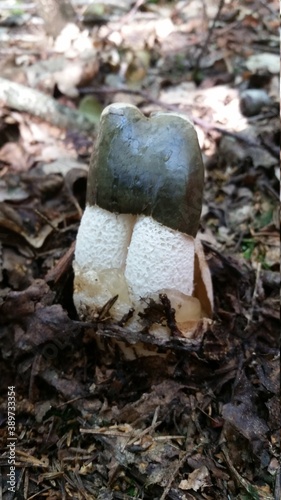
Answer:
[0,77,95,134]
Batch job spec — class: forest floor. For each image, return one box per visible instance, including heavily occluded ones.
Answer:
[0,0,280,499]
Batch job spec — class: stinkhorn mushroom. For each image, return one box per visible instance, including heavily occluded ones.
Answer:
[73,103,213,338]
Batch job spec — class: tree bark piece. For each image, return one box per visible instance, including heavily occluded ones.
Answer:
[0,77,95,134]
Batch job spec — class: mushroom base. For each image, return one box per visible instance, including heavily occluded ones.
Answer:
[73,205,213,339]
[73,265,204,339]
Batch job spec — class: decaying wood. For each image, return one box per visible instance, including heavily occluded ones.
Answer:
[0,77,94,133]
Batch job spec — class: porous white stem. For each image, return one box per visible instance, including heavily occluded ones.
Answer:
[73,205,135,320]
[125,215,195,301]
[75,205,135,270]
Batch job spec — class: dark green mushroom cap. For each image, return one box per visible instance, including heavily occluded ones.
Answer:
[87,103,204,237]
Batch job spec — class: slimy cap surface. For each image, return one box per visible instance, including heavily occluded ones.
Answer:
[87,104,204,236]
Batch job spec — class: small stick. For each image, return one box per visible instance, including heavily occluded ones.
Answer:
[248,262,262,324]
[45,241,76,284]
[194,0,226,70]
[257,0,276,15]
[159,451,188,500]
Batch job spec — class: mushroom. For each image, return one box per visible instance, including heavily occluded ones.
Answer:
[73,103,213,338]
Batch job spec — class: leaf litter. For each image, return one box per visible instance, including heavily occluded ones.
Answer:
[0,0,279,498]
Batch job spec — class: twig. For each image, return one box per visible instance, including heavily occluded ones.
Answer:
[274,466,281,500]
[159,451,188,500]
[248,262,262,323]
[26,486,52,499]
[44,241,75,284]
[202,241,245,278]
[221,444,273,499]
[125,406,160,447]
[100,0,146,41]
[257,0,276,15]
[118,0,145,25]
[194,0,226,70]
[34,209,61,232]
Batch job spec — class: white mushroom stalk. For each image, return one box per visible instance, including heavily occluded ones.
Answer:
[73,103,213,338]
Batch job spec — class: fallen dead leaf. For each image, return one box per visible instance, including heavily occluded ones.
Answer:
[179,465,210,491]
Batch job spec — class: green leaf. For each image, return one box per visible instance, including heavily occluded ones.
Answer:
[79,96,103,125]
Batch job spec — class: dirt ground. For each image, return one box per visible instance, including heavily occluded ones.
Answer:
[0,0,279,499]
